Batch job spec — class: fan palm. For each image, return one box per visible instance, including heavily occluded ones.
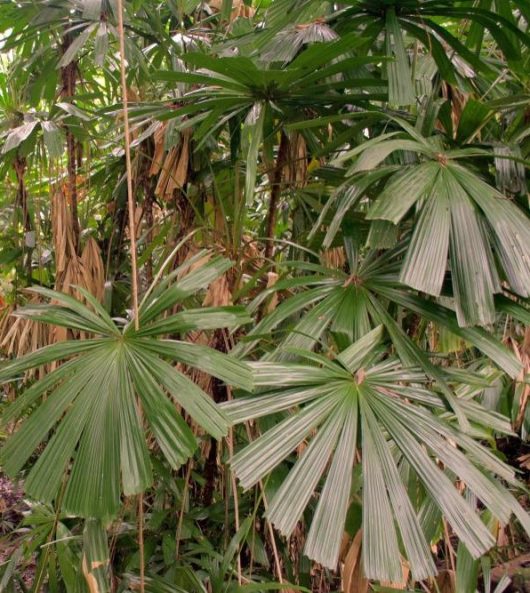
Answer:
[1,0,530,590]
[0,253,252,519]
[314,118,530,328]
[331,0,530,106]
[234,244,521,380]
[224,326,530,580]
[149,34,386,204]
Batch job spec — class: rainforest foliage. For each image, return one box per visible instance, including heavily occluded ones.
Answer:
[1,1,530,592]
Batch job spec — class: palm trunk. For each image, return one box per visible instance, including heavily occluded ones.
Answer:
[264,132,289,261]
[60,32,81,252]
[13,155,33,282]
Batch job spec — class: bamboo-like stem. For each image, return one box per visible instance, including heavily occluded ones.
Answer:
[260,479,284,584]
[227,427,243,584]
[116,1,144,591]
[244,424,283,583]
[176,460,193,558]
[264,131,289,261]
[116,0,140,328]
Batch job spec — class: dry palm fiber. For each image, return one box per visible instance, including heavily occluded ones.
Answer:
[322,247,346,270]
[150,124,191,200]
[341,530,369,593]
[51,189,77,277]
[51,190,106,341]
[208,0,255,19]
[52,190,105,301]
[283,132,308,188]
[80,237,105,303]
[0,298,51,380]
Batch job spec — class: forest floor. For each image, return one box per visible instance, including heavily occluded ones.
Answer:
[0,474,35,587]
[1,456,530,592]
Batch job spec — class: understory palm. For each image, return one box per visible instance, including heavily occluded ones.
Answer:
[0,255,251,518]
[1,1,530,591]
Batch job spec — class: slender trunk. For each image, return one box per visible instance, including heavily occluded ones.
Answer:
[65,129,80,249]
[60,32,81,251]
[172,188,194,267]
[14,156,31,232]
[202,333,228,507]
[264,132,289,261]
[14,156,33,282]
[143,181,155,285]
[140,139,156,284]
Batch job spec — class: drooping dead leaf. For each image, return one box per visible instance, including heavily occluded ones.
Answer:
[322,247,346,270]
[152,128,192,200]
[342,529,369,593]
[51,189,77,275]
[208,0,254,20]
[436,569,455,593]
[80,237,105,302]
[284,132,308,188]
[203,274,232,308]
[149,123,167,177]
[508,331,530,432]
[264,272,279,314]
[52,189,106,344]
[0,298,51,380]
[53,188,105,305]
[439,82,469,138]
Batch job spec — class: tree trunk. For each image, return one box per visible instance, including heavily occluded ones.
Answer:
[264,132,289,261]
[60,32,81,252]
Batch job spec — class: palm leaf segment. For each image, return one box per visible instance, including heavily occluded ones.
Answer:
[0,253,252,520]
[223,326,530,581]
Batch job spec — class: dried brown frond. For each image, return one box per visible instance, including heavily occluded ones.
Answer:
[435,570,455,593]
[284,132,308,188]
[321,247,346,270]
[51,189,77,275]
[203,275,232,308]
[208,0,255,20]
[149,123,167,177]
[0,298,51,380]
[341,530,369,593]
[439,82,469,137]
[152,127,191,200]
[509,329,530,432]
[80,237,105,302]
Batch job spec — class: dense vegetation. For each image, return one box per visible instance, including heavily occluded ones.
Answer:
[1,1,530,591]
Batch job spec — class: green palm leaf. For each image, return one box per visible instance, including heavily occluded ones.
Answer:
[233,249,521,379]
[327,124,530,327]
[0,256,252,519]
[223,329,529,580]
